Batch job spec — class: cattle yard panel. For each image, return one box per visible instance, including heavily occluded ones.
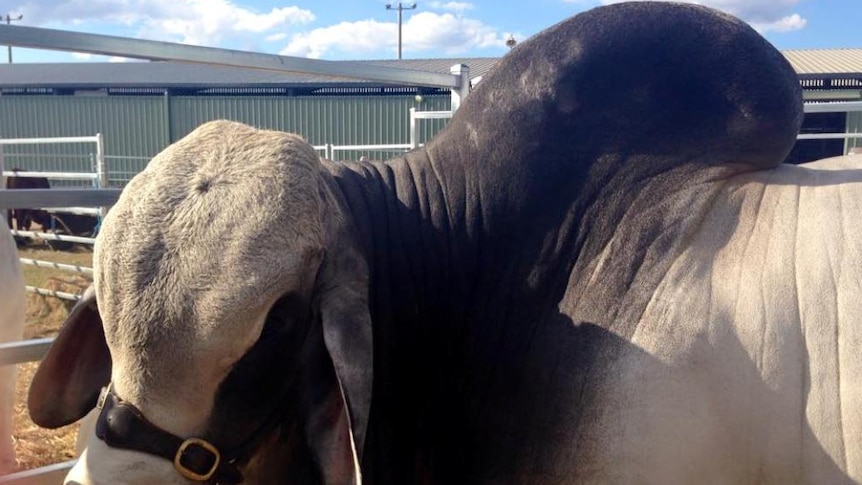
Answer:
[3,137,108,303]
[0,188,119,304]
[1,134,108,217]
[0,188,119,484]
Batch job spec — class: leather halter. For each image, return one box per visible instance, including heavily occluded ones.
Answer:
[95,383,254,484]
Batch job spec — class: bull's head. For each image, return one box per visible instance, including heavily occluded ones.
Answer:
[28,121,372,484]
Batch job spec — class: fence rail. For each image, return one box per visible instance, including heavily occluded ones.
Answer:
[0,189,121,209]
[9,230,96,246]
[18,258,93,276]
[0,339,54,367]
[0,460,74,485]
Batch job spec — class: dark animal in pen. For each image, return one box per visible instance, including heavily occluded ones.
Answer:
[43,212,99,251]
[4,169,52,246]
[4,169,98,250]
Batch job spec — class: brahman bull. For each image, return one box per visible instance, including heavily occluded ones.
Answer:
[27,2,862,484]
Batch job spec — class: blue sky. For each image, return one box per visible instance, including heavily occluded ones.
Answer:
[3,0,859,64]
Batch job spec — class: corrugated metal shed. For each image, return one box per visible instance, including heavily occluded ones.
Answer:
[0,49,859,182]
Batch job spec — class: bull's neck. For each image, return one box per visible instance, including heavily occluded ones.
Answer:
[324,147,591,327]
[324,151,457,323]
[324,141,747,332]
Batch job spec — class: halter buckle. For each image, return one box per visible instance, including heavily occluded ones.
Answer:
[174,438,221,482]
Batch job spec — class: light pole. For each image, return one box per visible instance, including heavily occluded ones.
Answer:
[385,3,416,60]
[4,13,23,63]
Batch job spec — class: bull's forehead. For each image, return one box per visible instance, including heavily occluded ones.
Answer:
[93,121,323,397]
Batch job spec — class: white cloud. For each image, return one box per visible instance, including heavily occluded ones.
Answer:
[266,33,288,42]
[599,0,807,33]
[281,10,507,59]
[751,13,806,33]
[406,12,502,53]
[11,0,509,60]
[281,19,392,59]
[136,1,315,48]
[428,1,475,12]
[12,0,315,49]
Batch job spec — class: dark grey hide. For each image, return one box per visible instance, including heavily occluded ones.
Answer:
[32,2,852,484]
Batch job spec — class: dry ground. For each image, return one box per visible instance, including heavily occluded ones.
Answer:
[10,243,93,472]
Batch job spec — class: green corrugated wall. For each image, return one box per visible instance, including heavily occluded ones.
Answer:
[0,93,451,186]
[0,96,167,186]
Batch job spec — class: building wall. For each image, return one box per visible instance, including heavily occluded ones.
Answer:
[0,93,451,186]
[847,111,862,152]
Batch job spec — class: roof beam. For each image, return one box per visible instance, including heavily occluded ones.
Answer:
[0,24,461,89]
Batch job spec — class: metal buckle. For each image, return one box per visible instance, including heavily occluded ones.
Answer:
[174,438,221,482]
[96,382,113,410]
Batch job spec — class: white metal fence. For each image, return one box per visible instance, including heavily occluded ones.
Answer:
[1,134,109,218]
[2,135,109,303]
[0,188,119,485]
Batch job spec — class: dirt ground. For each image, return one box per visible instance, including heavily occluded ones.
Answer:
[9,243,93,472]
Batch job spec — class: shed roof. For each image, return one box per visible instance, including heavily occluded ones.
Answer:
[0,49,858,93]
[783,49,862,75]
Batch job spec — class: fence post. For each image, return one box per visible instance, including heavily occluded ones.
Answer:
[450,64,470,113]
[95,133,107,189]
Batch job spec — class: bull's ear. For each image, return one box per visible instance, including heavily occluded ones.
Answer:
[310,186,373,482]
[319,274,372,460]
[307,172,373,482]
[298,318,366,485]
[28,285,111,428]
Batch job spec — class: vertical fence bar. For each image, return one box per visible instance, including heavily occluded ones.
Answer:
[95,132,110,217]
[410,108,418,149]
